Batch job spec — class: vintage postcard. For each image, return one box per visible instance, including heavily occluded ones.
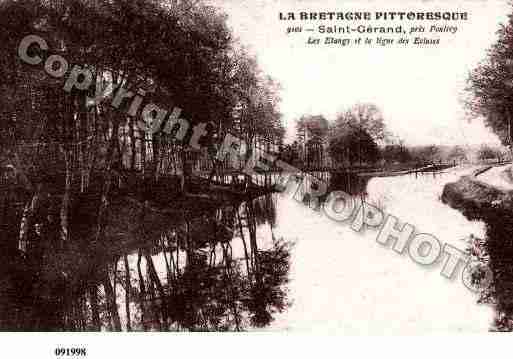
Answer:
[1,0,513,355]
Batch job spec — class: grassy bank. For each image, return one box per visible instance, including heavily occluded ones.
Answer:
[442,167,513,331]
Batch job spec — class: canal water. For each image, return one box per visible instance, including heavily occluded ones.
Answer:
[2,167,495,331]
[267,166,494,333]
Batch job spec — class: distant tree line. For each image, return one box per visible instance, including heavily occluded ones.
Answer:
[289,103,508,168]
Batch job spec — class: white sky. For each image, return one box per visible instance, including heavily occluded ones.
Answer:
[209,0,510,146]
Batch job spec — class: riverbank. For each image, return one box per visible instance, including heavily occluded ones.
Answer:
[441,165,513,331]
[441,166,508,219]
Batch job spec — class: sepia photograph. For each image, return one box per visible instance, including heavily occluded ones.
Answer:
[2,0,513,354]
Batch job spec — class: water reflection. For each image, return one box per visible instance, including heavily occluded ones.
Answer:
[328,171,370,195]
[0,194,291,331]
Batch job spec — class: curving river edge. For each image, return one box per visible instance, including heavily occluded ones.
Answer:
[442,166,513,331]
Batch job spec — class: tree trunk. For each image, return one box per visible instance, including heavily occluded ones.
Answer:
[88,285,101,331]
[236,209,251,277]
[103,271,121,331]
[94,117,120,242]
[137,250,147,330]
[60,149,72,242]
[129,117,136,171]
[123,255,131,331]
[144,252,168,329]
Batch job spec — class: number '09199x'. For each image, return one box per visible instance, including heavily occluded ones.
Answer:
[54,348,87,356]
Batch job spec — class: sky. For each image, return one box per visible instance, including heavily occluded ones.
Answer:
[208,0,511,146]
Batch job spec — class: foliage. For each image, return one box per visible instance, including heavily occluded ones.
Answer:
[229,50,284,147]
[409,145,441,163]
[327,103,386,165]
[477,144,500,160]
[296,115,329,143]
[447,145,468,162]
[293,115,329,166]
[381,144,412,163]
[467,11,513,146]
[332,103,387,143]
[0,0,288,331]
[328,128,379,165]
